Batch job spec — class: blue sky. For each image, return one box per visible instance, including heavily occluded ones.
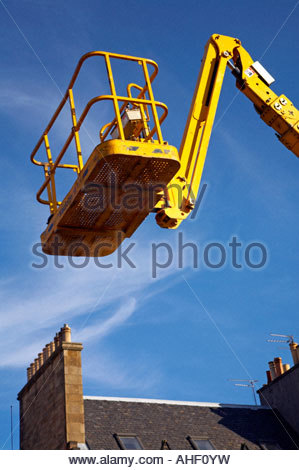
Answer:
[0,0,299,449]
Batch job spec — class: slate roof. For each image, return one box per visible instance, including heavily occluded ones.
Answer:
[84,396,299,450]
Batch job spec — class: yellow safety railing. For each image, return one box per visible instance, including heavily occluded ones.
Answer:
[30,51,168,214]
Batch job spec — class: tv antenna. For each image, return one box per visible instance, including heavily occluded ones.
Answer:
[229,379,258,406]
[267,333,294,344]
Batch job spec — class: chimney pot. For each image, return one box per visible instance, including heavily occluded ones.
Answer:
[289,341,298,365]
[283,363,290,372]
[268,361,276,380]
[38,352,43,368]
[43,346,48,362]
[58,330,63,344]
[266,370,272,384]
[54,333,60,349]
[34,358,39,372]
[274,357,283,377]
[50,341,55,354]
[27,367,32,381]
[61,324,71,343]
[30,362,36,375]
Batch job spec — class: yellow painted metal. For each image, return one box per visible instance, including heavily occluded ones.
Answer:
[31,51,168,210]
[44,165,54,215]
[141,60,164,144]
[68,89,84,171]
[155,34,299,229]
[104,54,125,141]
[41,139,180,256]
[156,34,241,228]
[43,135,58,213]
[31,36,299,256]
[31,50,179,256]
[234,46,299,156]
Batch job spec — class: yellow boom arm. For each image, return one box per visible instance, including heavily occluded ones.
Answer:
[155,34,299,229]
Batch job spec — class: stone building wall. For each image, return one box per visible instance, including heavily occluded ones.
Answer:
[258,363,299,436]
[18,325,85,449]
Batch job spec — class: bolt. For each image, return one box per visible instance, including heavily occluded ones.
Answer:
[177,176,187,183]
[280,97,288,105]
[223,51,230,57]
[274,102,282,111]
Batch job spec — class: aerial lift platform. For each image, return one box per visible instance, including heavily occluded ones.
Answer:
[31,52,180,256]
[31,35,299,257]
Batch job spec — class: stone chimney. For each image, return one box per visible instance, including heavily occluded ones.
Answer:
[289,341,299,365]
[258,342,299,435]
[17,324,85,449]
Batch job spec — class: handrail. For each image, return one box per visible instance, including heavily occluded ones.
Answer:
[100,82,150,142]
[31,50,165,212]
[36,95,168,205]
[30,51,159,166]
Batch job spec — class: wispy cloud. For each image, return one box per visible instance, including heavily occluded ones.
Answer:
[0,74,110,152]
[76,297,137,343]
[0,79,61,124]
[0,236,180,371]
[0,339,49,368]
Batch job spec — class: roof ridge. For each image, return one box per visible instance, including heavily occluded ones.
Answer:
[83,395,269,410]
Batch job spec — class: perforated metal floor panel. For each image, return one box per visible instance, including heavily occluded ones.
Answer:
[41,140,180,257]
